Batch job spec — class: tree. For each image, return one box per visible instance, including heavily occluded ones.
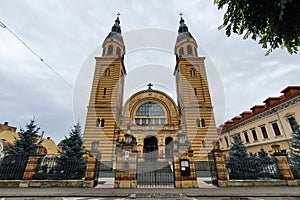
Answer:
[289,122,300,178]
[56,122,86,179]
[7,119,40,157]
[214,0,300,55]
[229,134,248,160]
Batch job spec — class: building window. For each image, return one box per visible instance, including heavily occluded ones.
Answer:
[187,45,193,55]
[202,140,206,148]
[179,47,184,56]
[194,47,198,56]
[100,119,105,128]
[201,119,206,127]
[96,118,100,127]
[107,45,113,55]
[190,68,196,77]
[91,141,99,151]
[160,118,166,125]
[287,116,297,132]
[135,118,140,125]
[260,126,268,139]
[225,136,229,147]
[136,102,165,116]
[102,47,106,56]
[243,131,249,143]
[105,68,110,76]
[252,129,258,141]
[116,47,121,57]
[142,118,147,125]
[103,88,107,96]
[148,118,153,125]
[194,88,197,96]
[196,119,200,127]
[272,122,281,136]
[154,118,159,125]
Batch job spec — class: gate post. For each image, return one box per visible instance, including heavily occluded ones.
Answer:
[174,150,198,188]
[114,151,137,188]
[273,155,297,186]
[213,151,228,187]
[83,154,97,188]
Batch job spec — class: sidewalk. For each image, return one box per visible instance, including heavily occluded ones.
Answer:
[0,187,300,198]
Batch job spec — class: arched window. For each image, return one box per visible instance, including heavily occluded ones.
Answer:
[136,102,165,116]
[105,68,110,76]
[116,47,121,57]
[196,119,200,127]
[96,118,100,127]
[187,45,193,55]
[135,102,166,126]
[107,45,113,55]
[190,68,196,77]
[103,88,107,96]
[100,119,105,128]
[194,88,197,96]
[201,118,206,127]
[179,47,184,56]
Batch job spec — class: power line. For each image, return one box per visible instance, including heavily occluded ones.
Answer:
[0,20,87,100]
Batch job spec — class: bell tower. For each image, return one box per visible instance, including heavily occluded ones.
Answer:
[174,13,218,160]
[84,13,126,167]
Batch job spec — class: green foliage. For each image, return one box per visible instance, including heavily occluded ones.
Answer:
[229,134,249,160]
[56,122,86,179]
[289,123,300,178]
[214,0,300,55]
[7,119,40,157]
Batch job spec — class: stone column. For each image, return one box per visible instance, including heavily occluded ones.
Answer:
[174,151,198,188]
[214,151,228,187]
[274,155,297,186]
[114,151,137,188]
[83,155,97,188]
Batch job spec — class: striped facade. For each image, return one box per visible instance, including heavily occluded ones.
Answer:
[83,16,218,166]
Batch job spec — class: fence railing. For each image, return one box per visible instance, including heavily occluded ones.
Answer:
[226,156,282,180]
[33,156,87,180]
[0,156,28,180]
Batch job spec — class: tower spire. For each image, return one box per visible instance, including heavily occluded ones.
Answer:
[111,12,121,33]
[178,12,189,33]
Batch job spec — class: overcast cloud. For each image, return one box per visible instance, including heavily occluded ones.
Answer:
[0,0,299,143]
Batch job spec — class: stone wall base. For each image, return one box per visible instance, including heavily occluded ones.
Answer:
[175,180,198,188]
[219,180,299,187]
[114,180,137,188]
[0,180,85,188]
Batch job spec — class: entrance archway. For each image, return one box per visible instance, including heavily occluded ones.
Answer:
[165,137,173,160]
[143,136,158,161]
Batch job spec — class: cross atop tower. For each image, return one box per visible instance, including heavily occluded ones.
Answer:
[179,12,183,19]
[147,83,153,90]
[117,12,120,19]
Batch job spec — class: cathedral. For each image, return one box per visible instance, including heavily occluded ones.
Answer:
[83,14,218,169]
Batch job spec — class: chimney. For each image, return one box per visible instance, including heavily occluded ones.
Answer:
[281,86,300,98]
[240,111,253,119]
[263,97,281,107]
[250,105,265,114]
[4,122,8,126]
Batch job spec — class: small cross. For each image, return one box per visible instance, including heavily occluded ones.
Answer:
[147,83,153,90]
[117,12,121,19]
[179,12,183,19]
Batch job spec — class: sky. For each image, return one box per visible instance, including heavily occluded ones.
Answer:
[0,0,299,143]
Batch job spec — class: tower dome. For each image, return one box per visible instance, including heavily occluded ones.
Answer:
[175,13,198,58]
[102,13,125,57]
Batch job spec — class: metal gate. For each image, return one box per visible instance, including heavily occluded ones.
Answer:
[208,152,218,186]
[137,160,174,187]
[137,171,174,187]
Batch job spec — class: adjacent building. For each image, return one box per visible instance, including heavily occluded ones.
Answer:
[218,86,300,155]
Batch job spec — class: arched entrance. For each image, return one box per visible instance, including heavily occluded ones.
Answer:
[143,136,158,161]
[165,137,173,160]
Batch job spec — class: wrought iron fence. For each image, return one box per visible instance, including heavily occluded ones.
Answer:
[288,158,300,179]
[0,156,28,180]
[226,156,282,180]
[33,156,87,180]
